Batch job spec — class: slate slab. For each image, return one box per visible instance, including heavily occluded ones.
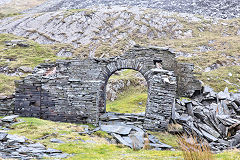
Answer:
[112,133,132,147]
[149,143,172,149]
[198,123,220,138]
[129,133,144,150]
[1,115,19,122]
[100,125,132,135]
[200,129,218,142]
[50,138,65,143]
[0,132,8,141]
[6,134,26,143]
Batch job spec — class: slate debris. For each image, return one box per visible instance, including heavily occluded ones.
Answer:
[0,115,69,159]
[174,86,240,152]
[98,112,173,150]
[0,115,20,129]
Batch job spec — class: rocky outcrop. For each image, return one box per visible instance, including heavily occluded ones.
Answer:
[25,0,240,19]
[174,86,240,152]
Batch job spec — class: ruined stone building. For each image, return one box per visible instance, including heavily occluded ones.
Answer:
[14,46,201,130]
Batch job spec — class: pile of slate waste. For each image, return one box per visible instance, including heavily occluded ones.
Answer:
[80,112,173,151]
[173,86,240,152]
[0,115,69,159]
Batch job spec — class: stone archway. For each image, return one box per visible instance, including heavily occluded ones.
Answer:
[97,59,151,114]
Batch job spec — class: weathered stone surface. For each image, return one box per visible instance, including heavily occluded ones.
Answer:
[0,132,7,141]
[1,115,19,122]
[24,0,240,19]
[50,138,65,143]
[100,125,132,135]
[175,85,240,152]
[112,133,132,148]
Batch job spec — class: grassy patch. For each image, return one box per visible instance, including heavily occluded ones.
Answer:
[0,73,19,95]
[149,132,179,149]
[106,86,147,113]
[215,149,240,160]
[199,66,240,92]
[0,33,62,69]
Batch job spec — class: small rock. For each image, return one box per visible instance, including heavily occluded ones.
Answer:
[50,138,65,143]
[6,134,26,143]
[19,66,33,73]
[1,115,19,122]
[0,132,8,141]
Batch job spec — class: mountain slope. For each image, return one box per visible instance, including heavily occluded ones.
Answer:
[1,6,240,92]
[0,0,47,14]
[24,0,240,19]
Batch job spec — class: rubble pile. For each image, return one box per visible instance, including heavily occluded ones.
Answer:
[80,112,173,150]
[173,86,240,152]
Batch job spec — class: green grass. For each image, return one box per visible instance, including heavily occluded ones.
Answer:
[199,66,240,92]
[149,132,179,149]
[106,86,147,113]
[215,150,240,160]
[0,73,20,95]
[0,33,61,69]
[106,69,147,113]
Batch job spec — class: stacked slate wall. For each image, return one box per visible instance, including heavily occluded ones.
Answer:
[0,95,14,116]
[144,69,177,130]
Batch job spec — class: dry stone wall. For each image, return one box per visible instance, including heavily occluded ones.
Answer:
[14,46,201,130]
[0,95,14,116]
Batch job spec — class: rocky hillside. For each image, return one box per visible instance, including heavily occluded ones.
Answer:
[0,5,240,92]
[25,0,240,19]
[0,0,240,95]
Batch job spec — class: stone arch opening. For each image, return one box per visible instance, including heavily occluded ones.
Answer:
[105,69,148,114]
[98,59,152,115]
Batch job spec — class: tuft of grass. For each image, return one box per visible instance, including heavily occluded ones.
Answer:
[92,131,112,139]
[177,135,214,160]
